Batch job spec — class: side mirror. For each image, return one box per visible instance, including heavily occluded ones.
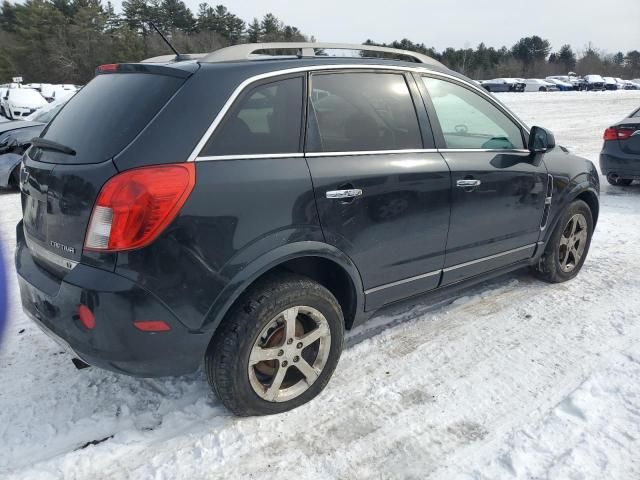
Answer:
[528,126,555,153]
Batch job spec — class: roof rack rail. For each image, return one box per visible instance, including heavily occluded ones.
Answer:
[200,42,444,67]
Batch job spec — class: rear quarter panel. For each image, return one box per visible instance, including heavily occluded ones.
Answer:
[114,157,327,331]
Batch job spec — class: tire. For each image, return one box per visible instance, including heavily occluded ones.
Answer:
[606,173,632,186]
[533,199,594,283]
[205,273,344,416]
[539,87,547,92]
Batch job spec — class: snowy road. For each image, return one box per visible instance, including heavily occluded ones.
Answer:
[1,91,640,479]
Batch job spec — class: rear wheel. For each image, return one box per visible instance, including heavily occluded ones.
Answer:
[534,200,593,283]
[205,273,344,416]
[606,173,633,186]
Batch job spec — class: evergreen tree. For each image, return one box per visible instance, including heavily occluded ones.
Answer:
[246,17,260,43]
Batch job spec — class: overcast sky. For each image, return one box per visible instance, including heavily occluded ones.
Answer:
[111,0,638,54]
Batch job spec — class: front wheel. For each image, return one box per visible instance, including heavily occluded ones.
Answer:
[205,273,344,416]
[533,200,593,283]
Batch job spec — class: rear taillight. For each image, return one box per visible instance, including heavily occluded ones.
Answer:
[84,163,195,252]
[603,127,635,141]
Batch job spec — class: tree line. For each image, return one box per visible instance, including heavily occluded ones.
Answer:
[0,0,638,84]
[365,37,640,80]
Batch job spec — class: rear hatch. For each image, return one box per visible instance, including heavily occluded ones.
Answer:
[21,64,193,277]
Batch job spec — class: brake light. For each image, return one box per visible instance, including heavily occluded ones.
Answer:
[603,127,635,141]
[97,64,119,74]
[84,163,195,252]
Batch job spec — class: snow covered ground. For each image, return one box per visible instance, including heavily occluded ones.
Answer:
[0,90,639,479]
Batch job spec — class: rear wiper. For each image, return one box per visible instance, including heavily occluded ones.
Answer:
[30,137,76,156]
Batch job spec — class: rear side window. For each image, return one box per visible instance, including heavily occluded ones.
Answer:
[202,76,303,156]
[307,72,422,152]
[422,77,524,150]
[41,73,183,163]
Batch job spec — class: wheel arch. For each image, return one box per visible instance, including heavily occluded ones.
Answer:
[202,242,366,336]
[575,188,599,226]
[540,183,599,251]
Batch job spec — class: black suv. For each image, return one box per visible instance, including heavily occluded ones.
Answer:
[15,43,599,416]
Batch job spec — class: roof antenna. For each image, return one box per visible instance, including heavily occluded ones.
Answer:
[149,22,183,61]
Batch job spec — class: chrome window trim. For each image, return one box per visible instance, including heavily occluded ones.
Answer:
[442,244,535,272]
[187,64,530,162]
[196,153,303,161]
[25,234,78,271]
[194,148,532,161]
[364,269,441,295]
[306,148,439,157]
[439,148,531,154]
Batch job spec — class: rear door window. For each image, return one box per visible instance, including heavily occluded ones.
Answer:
[202,76,304,156]
[40,73,184,164]
[307,72,422,152]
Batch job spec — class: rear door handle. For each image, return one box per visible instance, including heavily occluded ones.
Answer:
[326,189,363,199]
[456,179,481,188]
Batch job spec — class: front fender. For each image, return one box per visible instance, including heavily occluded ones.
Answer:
[539,166,599,250]
[201,239,365,334]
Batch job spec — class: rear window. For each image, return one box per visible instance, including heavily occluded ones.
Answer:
[40,73,183,163]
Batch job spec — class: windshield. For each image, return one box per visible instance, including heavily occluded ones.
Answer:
[29,103,64,123]
[25,95,73,122]
[8,89,45,104]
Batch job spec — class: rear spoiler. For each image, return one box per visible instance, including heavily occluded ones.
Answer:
[95,62,198,79]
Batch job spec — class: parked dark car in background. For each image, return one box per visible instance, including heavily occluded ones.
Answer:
[0,120,44,188]
[584,75,606,91]
[481,78,525,92]
[0,98,70,189]
[15,43,599,416]
[600,106,640,186]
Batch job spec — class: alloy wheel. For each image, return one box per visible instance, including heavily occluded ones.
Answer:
[248,306,331,403]
[558,213,588,273]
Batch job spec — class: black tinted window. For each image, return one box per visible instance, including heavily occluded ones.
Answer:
[203,77,303,156]
[308,73,422,152]
[41,73,183,163]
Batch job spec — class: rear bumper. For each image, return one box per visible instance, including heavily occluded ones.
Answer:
[15,222,210,377]
[600,151,640,178]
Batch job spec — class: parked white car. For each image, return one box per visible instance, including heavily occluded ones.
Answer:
[523,79,559,92]
[0,88,48,120]
[41,84,78,102]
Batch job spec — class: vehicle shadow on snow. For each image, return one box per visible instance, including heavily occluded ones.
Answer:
[3,267,530,473]
[601,182,640,197]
